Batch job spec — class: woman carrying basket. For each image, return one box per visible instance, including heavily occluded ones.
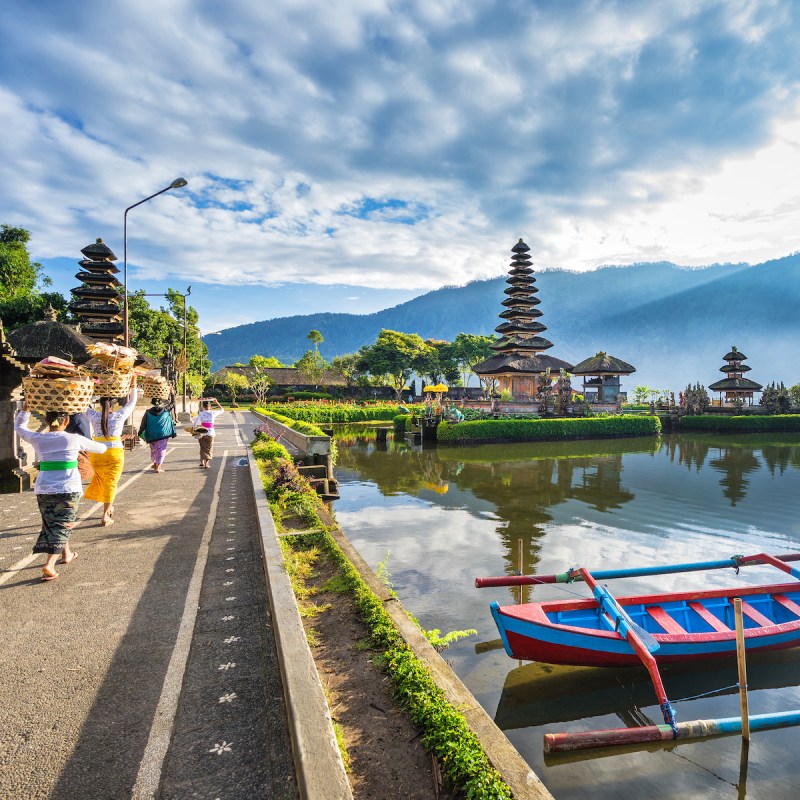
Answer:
[192,398,224,469]
[15,401,109,581]
[138,391,177,472]
[84,377,138,525]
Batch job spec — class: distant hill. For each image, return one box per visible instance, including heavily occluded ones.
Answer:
[203,254,800,392]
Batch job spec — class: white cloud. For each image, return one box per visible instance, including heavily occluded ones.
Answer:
[1,0,800,311]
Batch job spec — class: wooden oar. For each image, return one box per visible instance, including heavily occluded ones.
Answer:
[579,568,676,731]
[475,552,800,589]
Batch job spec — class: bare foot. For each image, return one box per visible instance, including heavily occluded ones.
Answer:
[60,551,79,565]
[101,517,114,527]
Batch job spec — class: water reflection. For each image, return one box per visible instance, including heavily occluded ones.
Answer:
[334,431,800,799]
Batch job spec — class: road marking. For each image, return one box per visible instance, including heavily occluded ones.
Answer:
[0,450,175,587]
[131,448,228,800]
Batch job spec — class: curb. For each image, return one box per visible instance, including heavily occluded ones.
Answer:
[245,451,353,800]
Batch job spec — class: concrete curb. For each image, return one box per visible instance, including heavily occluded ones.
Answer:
[319,509,554,800]
[245,451,353,800]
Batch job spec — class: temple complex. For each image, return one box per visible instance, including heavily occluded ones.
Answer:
[473,239,572,399]
[69,239,124,342]
[708,346,762,405]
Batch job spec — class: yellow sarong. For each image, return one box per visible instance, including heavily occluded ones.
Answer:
[85,447,125,503]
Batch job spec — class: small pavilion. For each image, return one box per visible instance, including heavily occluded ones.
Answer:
[473,239,572,400]
[708,346,762,406]
[570,352,636,405]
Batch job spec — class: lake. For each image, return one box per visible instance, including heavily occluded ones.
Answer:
[333,432,800,799]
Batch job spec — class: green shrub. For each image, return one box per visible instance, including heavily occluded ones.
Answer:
[393,414,411,437]
[254,402,421,424]
[681,415,800,433]
[437,414,660,444]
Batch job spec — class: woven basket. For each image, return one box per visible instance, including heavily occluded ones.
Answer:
[142,379,171,400]
[22,376,95,413]
[91,372,133,398]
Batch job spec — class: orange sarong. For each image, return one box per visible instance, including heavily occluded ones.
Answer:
[85,447,125,503]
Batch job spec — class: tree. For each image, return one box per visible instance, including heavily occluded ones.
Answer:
[294,349,327,388]
[356,329,430,400]
[249,369,272,405]
[248,354,285,369]
[632,385,651,405]
[330,353,361,389]
[0,224,65,330]
[224,371,249,405]
[308,329,324,355]
[0,225,46,301]
[451,333,495,391]
[789,384,800,408]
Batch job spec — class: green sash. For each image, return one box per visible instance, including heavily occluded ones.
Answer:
[39,460,79,471]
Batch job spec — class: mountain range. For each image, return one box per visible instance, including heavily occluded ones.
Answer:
[203,253,800,393]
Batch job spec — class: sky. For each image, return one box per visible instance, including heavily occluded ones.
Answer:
[3,0,800,333]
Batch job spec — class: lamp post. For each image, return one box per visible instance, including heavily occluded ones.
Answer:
[123,177,188,347]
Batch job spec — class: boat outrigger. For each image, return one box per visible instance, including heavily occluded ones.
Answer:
[476,552,800,736]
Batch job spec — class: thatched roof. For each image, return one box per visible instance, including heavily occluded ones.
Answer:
[723,346,747,361]
[570,352,636,375]
[6,320,96,364]
[473,353,573,375]
[708,377,763,392]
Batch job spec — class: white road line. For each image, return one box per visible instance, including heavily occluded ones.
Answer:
[0,448,176,587]
[131,449,229,800]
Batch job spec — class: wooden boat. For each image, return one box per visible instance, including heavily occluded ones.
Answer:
[477,551,800,729]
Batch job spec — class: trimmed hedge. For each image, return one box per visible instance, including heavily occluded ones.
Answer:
[393,413,412,437]
[256,402,420,424]
[681,415,800,433]
[437,414,660,444]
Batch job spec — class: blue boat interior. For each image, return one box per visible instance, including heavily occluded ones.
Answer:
[545,590,800,635]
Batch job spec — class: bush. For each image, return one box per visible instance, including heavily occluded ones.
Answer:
[437,414,660,444]
[681,415,800,433]
[255,401,419,424]
[393,414,411,437]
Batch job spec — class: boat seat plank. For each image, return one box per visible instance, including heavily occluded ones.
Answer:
[646,605,687,635]
[688,601,731,632]
[739,600,775,628]
[774,594,800,619]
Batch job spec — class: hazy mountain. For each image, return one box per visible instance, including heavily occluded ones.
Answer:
[203,255,800,392]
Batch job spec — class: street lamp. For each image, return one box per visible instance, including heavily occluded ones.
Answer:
[123,177,188,347]
[142,286,191,413]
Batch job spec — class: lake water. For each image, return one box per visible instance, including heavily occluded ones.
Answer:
[333,432,800,799]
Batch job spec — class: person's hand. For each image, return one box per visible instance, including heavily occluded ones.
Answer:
[22,399,29,412]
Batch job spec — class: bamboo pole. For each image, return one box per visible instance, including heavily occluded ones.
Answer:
[734,598,751,741]
[517,539,524,605]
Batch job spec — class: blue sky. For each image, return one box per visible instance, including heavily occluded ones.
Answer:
[3,1,800,333]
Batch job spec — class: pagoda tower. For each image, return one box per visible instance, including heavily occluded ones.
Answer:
[708,346,762,406]
[69,239,124,342]
[473,239,572,399]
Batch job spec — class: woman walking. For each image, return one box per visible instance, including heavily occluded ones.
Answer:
[192,398,224,469]
[84,378,138,525]
[138,392,177,472]
[15,401,108,581]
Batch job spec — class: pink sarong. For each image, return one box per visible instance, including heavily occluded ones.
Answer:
[149,438,168,466]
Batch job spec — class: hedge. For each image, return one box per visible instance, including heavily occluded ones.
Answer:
[437,414,661,444]
[680,415,800,433]
[256,402,420,424]
[393,414,412,437]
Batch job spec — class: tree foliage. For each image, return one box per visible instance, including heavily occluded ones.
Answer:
[294,348,327,388]
[248,354,285,369]
[356,329,430,400]
[224,371,249,404]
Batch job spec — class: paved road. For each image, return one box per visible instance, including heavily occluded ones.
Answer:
[0,409,297,799]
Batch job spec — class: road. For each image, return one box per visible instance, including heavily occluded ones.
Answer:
[0,409,297,799]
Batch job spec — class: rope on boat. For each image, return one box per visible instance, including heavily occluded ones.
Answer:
[671,683,741,704]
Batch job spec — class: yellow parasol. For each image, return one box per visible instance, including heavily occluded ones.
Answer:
[423,383,449,393]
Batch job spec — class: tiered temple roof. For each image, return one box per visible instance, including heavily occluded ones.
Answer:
[708,346,762,400]
[69,239,124,342]
[473,239,572,377]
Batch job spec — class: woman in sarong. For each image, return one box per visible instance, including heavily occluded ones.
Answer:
[192,398,224,469]
[84,378,138,525]
[138,392,177,472]
[15,401,108,581]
